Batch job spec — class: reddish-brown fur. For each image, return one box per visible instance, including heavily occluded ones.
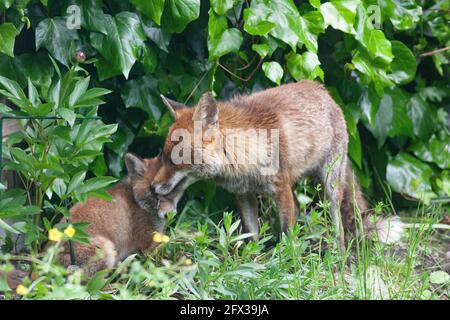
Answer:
[154,80,403,249]
[58,155,174,275]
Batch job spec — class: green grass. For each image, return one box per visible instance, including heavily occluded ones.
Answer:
[1,198,449,300]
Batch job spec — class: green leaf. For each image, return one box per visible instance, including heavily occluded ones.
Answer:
[244,0,302,50]
[252,43,269,58]
[59,107,77,126]
[298,11,324,53]
[355,6,392,64]
[369,92,393,147]
[0,23,19,57]
[386,152,436,204]
[140,45,157,74]
[407,95,436,140]
[262,61,283,85]
[161,0,200,33]
[15,53,54,96]
[67,171,87,194]
[131,0,165,25]
[387,41,417,85]
[211,0,234,15]
[35,17,79,67]
[244,2,276,36]
[386,87,414,138]
[121,76,163,120]
[285,51,324,81]
[410,134,450,170]
[208,9,243,60]
[429,271,450,285]
[74,0,109,34]
[390,0,422,31]
[69,76,90,107]
[77,176,117,195]
[320,0,359,34]
[90,13,147,80]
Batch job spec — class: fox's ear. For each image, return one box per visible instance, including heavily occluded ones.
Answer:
[125,153,146,176]
[160,95,186,119]
[193,92,218,128]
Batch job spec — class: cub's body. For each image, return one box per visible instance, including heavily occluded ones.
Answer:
[59,155,172,275]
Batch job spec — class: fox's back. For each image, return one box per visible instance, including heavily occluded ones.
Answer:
[227,80,346,181]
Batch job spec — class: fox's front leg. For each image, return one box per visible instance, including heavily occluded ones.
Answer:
[235,194,259,240]
[275,183,298,233]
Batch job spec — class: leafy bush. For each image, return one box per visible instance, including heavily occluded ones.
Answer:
[0,62,117,250]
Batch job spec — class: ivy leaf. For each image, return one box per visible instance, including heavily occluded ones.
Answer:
[211,0,234,15]
[140,46,157,74]
[142,24,172,52]
[320,0,359,34]
[285,51,324,81]
[244,0,301,51]
[299,11,324,53]
[90,13,146,80]
[389,0,422,31]
[35,17,79,67]
[262,61,283,85]
[244,2,276,36]
[386,87,414,138]
[407,95,436,140]
[0,23,19,57]
[388,41,417,85]
[121,76,163,121]
[131,0,165,25]
[410,134,450,170]
[74,0,109,34]
[370,92,393,148]
[161,0,200,33]
[208,9,243,60]
[15,53,54,97]
[356,6,393,64]
[386,152,437,204]
[252,43,269,58]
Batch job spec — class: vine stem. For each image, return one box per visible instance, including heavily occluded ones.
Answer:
[420,46,450,57]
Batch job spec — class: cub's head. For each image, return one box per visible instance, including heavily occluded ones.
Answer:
[125,153,176,218]
[152,92,222,202]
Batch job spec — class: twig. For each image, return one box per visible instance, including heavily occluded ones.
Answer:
[219,58,263,83]
[184,70,209,105]
[420,46,450,57]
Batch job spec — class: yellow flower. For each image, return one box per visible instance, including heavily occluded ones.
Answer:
[153,232,170,243]
[16,284,29,295]
[64,225,76,238]
[48,228,63,242]
[184,258,193,266]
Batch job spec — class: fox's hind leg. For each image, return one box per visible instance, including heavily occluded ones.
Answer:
[317,147,347,252]
[236,194,259,239]
[275,180,298,234]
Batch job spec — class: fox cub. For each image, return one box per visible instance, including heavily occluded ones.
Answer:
[58,153,175,275]
[153,80,403,249]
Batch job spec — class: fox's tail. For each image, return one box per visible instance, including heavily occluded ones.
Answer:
[341,165,404,244]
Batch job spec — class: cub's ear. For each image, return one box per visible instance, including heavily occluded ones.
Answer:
[125,153,146,176]
[192,92,218,128]
[160,95,187,119]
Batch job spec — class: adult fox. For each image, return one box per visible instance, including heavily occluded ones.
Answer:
[152,80,403,249]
